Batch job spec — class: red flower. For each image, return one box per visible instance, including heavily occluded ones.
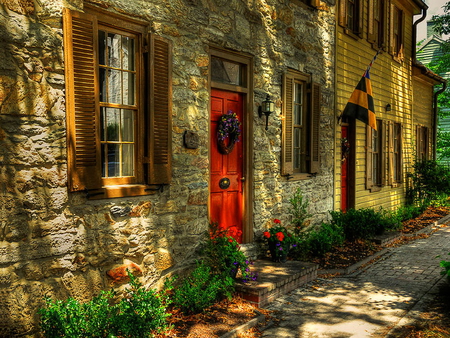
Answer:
[273,219,281,224]
[275,231,285,241]
[263,231,271,239]
[228,238,234,243]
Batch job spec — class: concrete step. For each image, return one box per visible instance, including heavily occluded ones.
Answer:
[235,259,318,307]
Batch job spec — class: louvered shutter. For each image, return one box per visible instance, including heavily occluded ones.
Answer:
[367,0,376,43]
[380,120,387,186]
[309,82,321,174]
[63,8,102,192]
[148,35,172,185]
[282,74,294,177]
[356,0,364,38]
[338,0,347,27]
[388,121,394,186]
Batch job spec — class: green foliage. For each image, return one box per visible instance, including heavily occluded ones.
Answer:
[262,219,298,262]
[406,160,450,207]
[39,271,170,338]
[396,204,426,222]
[305,222,345,257]
[171,261,234,314]
[202,222,252,281]
[330,208,397,241]
[288,188,312,236]
[440,253,450,279]
[112,272,171,338]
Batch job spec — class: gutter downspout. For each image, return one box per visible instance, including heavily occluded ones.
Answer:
[412,6,427,60]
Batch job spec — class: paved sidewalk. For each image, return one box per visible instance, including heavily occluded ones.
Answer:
[259,225,450,337]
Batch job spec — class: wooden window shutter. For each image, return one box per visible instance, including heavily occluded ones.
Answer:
[388,121,394,186]
[338,0,347,27]
[398,123,404,183]
[309,82,321,174]
[147,35,172,185]
[366,125,373,189]
[282,74,294,176]
[380,120,387,186]
[356,0,364,38]
[63,8,102,192]
[367,0,376,43]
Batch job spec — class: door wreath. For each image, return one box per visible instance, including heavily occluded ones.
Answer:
[217,111,241,154]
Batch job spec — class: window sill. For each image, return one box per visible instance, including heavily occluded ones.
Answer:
[86,184,165,199]
[284,173,317,181]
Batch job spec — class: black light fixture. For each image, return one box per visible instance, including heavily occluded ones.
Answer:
[385,103,391,112]
[258,94,275,130]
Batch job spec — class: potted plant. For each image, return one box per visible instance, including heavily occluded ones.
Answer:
[263,219,297,263]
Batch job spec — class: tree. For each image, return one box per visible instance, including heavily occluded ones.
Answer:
[427,3,450,161]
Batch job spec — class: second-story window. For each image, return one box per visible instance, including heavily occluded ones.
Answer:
[339,0,363,37]
[391,5,404,60]
[368,0,387,49]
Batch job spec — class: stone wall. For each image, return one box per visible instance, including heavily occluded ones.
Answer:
[0,0,335,335]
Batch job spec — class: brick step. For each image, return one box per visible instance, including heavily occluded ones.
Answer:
[235,259,318,308]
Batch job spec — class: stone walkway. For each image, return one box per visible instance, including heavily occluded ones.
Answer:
[259,225,450,337]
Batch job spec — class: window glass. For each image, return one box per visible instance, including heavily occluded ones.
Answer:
[99,30,136,178]
[211,57,242,85]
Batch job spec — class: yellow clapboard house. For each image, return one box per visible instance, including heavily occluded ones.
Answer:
[335,0,445,211]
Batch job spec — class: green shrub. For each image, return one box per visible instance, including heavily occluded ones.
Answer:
[439,253,450,280]
[171,261,234,314]
[396,204,425,222]
[306,222,344,257]
[39,271,170,338]
[330,208,391,240]
[406,159,450,206]
[112,272,171,338]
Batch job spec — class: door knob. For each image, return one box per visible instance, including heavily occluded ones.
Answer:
[240,177,246,181]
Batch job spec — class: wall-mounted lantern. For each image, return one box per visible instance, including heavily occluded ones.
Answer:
[258,94,275,130]
[385,103,391,112]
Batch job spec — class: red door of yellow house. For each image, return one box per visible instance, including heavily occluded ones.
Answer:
[210,89,244,243]
[341,125,349,211]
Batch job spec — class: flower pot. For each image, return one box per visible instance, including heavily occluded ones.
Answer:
[268,241,288,263]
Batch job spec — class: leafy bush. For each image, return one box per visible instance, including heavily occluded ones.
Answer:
[440,253,450,280]
[39,271,171,338]
[406,159,450,206]
[202,222,252,281]
[396,204,425,222]
[330,208,393,240]
[305,222,345,257]
[171,261,234,314]
[112,272,171,337]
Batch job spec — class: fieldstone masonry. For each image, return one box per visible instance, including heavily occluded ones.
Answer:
[0,0,335,335]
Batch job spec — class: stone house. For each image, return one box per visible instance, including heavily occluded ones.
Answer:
[0,0,335,335]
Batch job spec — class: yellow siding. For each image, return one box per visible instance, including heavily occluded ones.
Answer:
[334,0,433,212]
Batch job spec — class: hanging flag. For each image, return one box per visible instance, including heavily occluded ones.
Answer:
[341,50,381,130]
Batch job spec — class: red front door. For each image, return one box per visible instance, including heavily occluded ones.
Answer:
[341,125,349,211]
[210,89,244,243]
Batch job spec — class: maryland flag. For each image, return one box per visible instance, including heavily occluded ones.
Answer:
[341,51,380,130]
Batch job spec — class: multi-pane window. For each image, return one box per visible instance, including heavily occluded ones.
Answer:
[392,6,404,59]
[417,126,429,161]
[63,7,172,197]
[366,120,384,190]
[339,0,362,36]
[371,121,382,186]
[369,0,386,48]
[99,30,137,180]
[282,69,321,179]
[293,81,308,173]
